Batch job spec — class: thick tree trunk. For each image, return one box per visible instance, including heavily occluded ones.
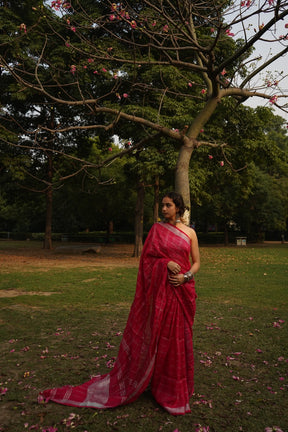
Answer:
[175,144,194,225]
[175,97,221,225]
[133,182,145,257]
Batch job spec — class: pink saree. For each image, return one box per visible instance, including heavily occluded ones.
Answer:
[39,222,197,415]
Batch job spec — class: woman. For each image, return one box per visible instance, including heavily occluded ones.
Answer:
[39,192,200,415]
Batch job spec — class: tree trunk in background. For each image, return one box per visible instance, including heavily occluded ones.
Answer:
[44,184,53,249]
[43,152,53,249]
[224,225,229,246]
[133,181,145,257]
[153,176,159,223]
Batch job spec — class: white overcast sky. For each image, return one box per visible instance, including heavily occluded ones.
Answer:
[230,7,288,123]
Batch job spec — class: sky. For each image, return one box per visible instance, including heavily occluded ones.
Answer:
[229,4,288,123]
[243,47,288,122]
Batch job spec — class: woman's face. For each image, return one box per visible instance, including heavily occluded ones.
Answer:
[161,197,178,221]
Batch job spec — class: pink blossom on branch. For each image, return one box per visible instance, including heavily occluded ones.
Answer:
[225,29,235,37]
[51,0,62,10]
[241,1,251,7]
[19,23,27,33]
[269,95,278,104]
[51,0,70,9]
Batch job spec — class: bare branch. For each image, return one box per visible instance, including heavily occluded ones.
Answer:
[240,46,288,89]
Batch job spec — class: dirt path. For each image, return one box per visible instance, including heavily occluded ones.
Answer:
[0,243,140,271]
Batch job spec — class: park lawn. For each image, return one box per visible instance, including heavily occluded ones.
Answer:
[0,244,287,432]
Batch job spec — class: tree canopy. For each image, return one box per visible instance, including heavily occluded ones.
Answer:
[0,0,288,243]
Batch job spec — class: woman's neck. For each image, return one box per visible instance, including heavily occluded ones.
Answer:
[165,217,181,225]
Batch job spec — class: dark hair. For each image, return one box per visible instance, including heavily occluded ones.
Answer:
[163,191,185,216]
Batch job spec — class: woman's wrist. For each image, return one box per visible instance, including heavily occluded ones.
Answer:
[183,271,194,282]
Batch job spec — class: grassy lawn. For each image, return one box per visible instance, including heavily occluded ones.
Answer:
[0,243,287,432]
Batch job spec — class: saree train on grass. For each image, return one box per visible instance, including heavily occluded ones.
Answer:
[39,222,197,415]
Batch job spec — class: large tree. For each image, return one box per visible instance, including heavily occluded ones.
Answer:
[1,0,288,225]
[190,105,288,241]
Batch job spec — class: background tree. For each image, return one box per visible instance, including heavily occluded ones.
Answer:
[190,106,288,241]
[1,0,288,249]
[0,0,119,247]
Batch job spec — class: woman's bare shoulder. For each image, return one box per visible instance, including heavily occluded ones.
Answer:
[180,224,197,241]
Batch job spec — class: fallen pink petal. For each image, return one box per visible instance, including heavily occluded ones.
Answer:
[265,427,284,432]
[0,387,8,396]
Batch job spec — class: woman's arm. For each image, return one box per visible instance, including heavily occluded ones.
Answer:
[189,228,200,276]
[168,228,200,287]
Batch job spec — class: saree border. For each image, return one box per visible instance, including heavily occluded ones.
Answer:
[159,222,191,246]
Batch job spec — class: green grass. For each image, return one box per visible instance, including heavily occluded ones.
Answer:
[0,244,287,432]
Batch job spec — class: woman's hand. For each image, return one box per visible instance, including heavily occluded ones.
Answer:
[167,261,181,274]
[168,273,184,287]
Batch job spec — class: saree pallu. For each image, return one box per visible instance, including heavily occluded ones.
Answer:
[39,222,197,415]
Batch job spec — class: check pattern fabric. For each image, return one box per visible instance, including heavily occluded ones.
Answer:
[39,222,197,415]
